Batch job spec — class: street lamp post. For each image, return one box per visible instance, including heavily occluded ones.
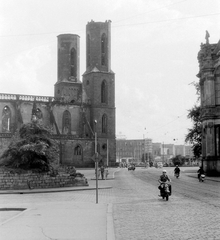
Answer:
[94,120,98,204]
[143,129,148,168]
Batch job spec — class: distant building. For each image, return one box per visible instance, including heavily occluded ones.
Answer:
[116,138,152,164]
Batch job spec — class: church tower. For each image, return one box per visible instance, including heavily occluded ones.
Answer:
[83,20,116,166]
[54,34,82,103]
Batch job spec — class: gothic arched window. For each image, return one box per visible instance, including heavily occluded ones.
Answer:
[101,33,107,66]
[87,34,91,67]
[36,108,43,120]
[62,110,71,134]
[74,145,82,155]
[70,48,77,79]
[102,114,107,134]
[101,80,107,103]
[2,106,11,133]
[97,143,100,153]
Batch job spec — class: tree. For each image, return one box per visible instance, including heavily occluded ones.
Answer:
[185,105,202,158]
[185,82,202,158]
[171,155,186,166]
[0,121,59,172]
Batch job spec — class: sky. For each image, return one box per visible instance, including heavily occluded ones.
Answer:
[0,0,220,145]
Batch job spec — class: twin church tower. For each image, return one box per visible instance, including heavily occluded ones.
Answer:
[0,20,116,167]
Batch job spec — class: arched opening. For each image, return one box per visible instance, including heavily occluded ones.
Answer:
[74,145,82,155]
[62,110,71,134]
[70,48,77,79]
[87,34,91,68]
[36,108,43,120]
[101,80,107,103]
[2,106,11,132]
[101,33,107,66]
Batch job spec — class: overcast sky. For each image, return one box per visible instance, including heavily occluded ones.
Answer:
[0,0,220,144]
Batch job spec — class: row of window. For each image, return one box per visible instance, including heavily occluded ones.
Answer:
[73,142,107,156]
[2,106,108,135]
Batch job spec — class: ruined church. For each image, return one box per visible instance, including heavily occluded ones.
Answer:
[0,20,116,167]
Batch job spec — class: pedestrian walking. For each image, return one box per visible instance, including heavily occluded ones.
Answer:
[105,166,109,180]
[95,167,101,179]
[100,165,105,180]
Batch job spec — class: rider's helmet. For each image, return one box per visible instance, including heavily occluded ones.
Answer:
[176,165,178,167]
[162,169,167,173]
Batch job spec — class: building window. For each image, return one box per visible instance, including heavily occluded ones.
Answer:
[102,144,107,150]
[87,34,90,67]
[215,125,220,156]
[102,114,107,134]
[36,108,43,120]
[101,33,107,66]
[62,110,71,134]
[101,80,107,103]
[70,47,77,79]
[74,145,82,155]
[2,106,11,133]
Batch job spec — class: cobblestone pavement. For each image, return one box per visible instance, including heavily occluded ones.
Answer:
[0,167,219,240]
[112,168,220,240]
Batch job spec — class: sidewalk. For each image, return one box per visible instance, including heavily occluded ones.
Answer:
[0,168,118,240]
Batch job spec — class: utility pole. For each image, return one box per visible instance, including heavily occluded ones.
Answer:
[143,134,146,167]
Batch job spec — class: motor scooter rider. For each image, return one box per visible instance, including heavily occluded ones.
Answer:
[158,169,171,196]
[197,166,204,180]
[174,165,180,176]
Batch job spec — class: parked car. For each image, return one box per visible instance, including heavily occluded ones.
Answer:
[156,162,163,168]
[128,164,135,171]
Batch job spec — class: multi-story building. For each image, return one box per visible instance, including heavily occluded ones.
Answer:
[116,138,152,164]
[117,138,193,166]
[0,20,116,168]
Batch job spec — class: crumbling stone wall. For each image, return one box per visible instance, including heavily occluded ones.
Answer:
[0,170,88,190]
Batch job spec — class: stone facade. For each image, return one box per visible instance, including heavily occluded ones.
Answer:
[197,31,220,176]
[0,20,116,168]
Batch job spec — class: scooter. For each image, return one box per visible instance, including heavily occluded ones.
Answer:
[199,174,205,182]
[159,182,171,201]
[174,172,179,178]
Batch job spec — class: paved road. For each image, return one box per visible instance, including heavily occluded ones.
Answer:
[0,167,219,240]
[112,167,220,240]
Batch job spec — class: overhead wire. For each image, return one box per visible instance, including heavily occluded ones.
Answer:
[0,1,216,138]
[114,0,190,23]
[113,12,220,28]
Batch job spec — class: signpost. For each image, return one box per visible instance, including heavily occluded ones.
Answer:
[91,152,102,204]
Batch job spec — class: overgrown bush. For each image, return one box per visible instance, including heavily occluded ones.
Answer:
[0,122,59,172]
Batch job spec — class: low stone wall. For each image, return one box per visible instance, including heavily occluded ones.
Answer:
[0,170,88,190]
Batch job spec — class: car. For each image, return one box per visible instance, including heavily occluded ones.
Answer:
[128,164,135,171]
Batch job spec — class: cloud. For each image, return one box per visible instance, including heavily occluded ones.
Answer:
[0,45,51,95]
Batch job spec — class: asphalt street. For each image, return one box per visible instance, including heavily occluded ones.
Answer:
[0,167,219,240]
